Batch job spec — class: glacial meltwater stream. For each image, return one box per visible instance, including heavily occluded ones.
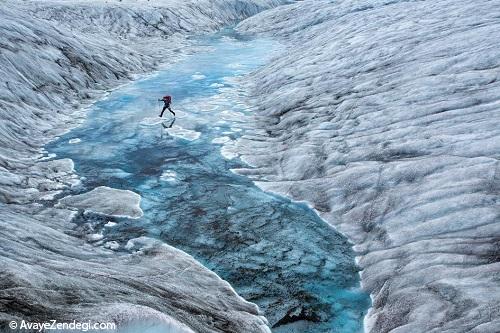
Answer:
[47,30,370,333]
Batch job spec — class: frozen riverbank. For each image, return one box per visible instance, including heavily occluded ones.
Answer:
[0,1,286,331]
[235,0,500,332]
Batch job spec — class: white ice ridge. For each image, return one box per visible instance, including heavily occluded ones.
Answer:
[57,186,144,219]
[0,0,286,330]
[235,1,500,332]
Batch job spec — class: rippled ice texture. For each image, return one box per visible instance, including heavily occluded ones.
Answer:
[235,1,500,332]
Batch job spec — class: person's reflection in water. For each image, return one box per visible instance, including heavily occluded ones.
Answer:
[160,117,176,139]
[162,117,176,129]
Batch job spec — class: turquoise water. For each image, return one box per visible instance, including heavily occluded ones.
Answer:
[47,29,370,332]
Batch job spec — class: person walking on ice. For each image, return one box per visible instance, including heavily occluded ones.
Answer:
[158,95,175,117]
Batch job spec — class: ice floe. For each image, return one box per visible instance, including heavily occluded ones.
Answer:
[165,126,201,141]
[68,138,81,144]
[211,136,232,144]
[57,186,144,219]
[160,170,178,182]
[140,117,165,126]
[191,72,206,80]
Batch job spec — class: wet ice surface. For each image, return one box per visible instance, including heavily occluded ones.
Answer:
[48,30,369,332]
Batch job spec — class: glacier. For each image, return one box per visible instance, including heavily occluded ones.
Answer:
[0,0,287,331]
[234,0,500,332]
[2,0,499,332]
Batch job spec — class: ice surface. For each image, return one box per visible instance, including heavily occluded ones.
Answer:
[212,136,232,144]
[104,241,120,250]
[165,125,201,141]
[101,168,133,179]
[140,117,165,126]
[104,221,117,228]
[87,233,104,242]
[221,144,240,160]
[0,0,285,331]
[160,170,178,182]
[99,303,197,333]
[0,205,270,332]
[69,138,81,144]
[191,73,207,81]
[236,1,500,332]
[57,186,144,219]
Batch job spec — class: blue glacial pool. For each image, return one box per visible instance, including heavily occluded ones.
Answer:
[47,29,370,333]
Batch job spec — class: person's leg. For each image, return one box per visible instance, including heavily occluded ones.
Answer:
[159,105,167,117]
[168,106,175,117]
[168,104,175,116]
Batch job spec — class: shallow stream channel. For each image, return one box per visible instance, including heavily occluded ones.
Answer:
[47,29,370,333]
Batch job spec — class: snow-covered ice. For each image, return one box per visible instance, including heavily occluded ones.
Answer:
[236,1,500,332]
